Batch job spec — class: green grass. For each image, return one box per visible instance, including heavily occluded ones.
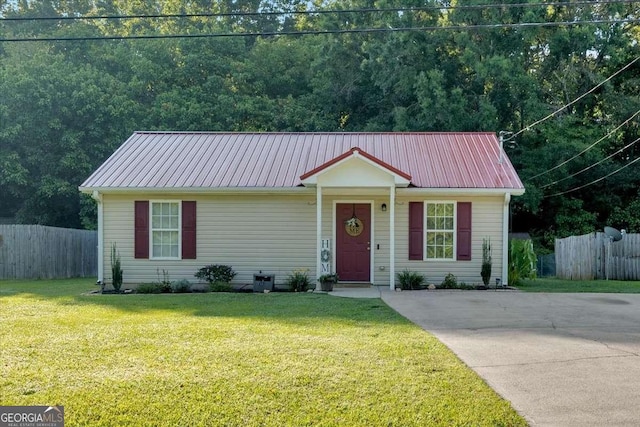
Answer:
[0,279,526,427]
[515,278,640,293]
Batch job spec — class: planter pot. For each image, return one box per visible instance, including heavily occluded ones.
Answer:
[320,281,335,292]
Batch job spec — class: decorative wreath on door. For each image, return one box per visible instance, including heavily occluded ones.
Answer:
[344,204,364,237]
[320,249,331,263]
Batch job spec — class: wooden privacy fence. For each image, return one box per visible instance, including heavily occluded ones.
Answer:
[556,232,640,280]
[0,225,97,279]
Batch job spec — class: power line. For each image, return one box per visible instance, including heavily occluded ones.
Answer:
[528,109,640,181]
[1,19,638,42]
[506,55,640,143]
[1,1,636,22]
[544,155,640,197]
[541,136,640,189]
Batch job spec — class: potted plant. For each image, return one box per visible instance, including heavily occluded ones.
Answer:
[317,273,339,292]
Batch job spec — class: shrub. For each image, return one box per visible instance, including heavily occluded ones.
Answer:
[509,239,537,286]
[110,243,123,292]
[397,270,425,290]
[286,269,311,292]
[210,281,233,292]
[481,238,492,286]
[440,273,458,289]
[195,265,237,284]
[136,283,163,294]
[459,282,475,290]
[171,279,192,293]
[156,269,172,293]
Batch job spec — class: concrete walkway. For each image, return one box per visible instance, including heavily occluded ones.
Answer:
[379,291,640,426]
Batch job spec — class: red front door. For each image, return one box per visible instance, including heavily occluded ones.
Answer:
[336,203,371,282]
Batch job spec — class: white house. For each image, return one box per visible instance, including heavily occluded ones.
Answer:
[79,132,524,289]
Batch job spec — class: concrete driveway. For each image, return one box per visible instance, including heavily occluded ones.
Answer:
[381,290,640,426]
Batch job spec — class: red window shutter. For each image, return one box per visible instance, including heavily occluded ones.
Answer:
[134,201,149,259]
[409,202,424,260]
[182,201,197,259]
[457,202,472,261]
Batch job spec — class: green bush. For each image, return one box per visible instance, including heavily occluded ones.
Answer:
[458,282,475,290]
[156,269,172,293]
[171,279,192,293]
[136,283,163,294]
[286,269,312,292]
[509,239,537,286]
[210,281,233,292]
[110,243,123,292]
[397,270,425,290]
[481,238,492,286]
[195,265,237,284]
[440,273,458,289]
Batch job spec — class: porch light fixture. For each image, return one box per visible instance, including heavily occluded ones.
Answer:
[381,203,387,212]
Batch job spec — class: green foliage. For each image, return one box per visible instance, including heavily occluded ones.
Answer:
[195,265,237,284]
[136,283,163,294]
[110,243,123,292]
[508,240,537,286]
[397,270,425,290]
[0,0,638,249]
[317,273,339,283]
[171,279,192,293]
[210,281,234,293]
[286,269,311,292]
[481,238,492,286]
[156,269,172,293]
[440,273,458,289]
[609,194,640,233]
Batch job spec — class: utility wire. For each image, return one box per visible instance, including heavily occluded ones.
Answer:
[528,109,640,181]
[1,0,636,22]
[506,55,640,143]
[541,136,640,188]
[544,155,640,197]
[1,19,639,42]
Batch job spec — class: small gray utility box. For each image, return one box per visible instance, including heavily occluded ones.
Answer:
[253,274,275,292]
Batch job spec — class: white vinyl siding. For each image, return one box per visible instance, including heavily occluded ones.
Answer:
[425,202,455,260]
[151,201,180,259]
[101,192,506,288]
[396,195,505,286]
[102,193,316,286]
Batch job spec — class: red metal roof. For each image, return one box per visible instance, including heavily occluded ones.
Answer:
[80,132,524,190]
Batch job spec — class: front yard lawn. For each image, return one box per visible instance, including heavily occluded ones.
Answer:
[0,279,525,426]
[516,278,640,293]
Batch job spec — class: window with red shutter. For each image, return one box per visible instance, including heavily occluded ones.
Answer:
[408,202,423,260]
[134,201,149,259]
[456,202,472,261]
[137,200,197,260]
[182,201,197,259]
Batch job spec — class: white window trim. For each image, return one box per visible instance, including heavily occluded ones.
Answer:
[424,200,457,261]
[149,200,182,260]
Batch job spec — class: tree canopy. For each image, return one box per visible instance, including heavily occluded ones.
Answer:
[0,0,638,250]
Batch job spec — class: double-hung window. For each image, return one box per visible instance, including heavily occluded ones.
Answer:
[151,201,180,259]
[425,202,455,260]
